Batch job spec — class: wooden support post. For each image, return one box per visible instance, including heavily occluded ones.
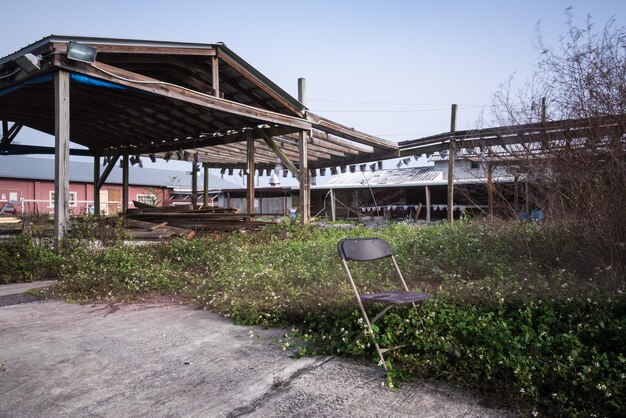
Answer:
[246,130,255,216]
[425,185,431,222]
[514,175,519,215]
[540,96,548,150]
[93,152,100,216]
[283,192,288,216]
[191,153,198,209]
[122,150,129,214]
[211,56,219,97]
[487,163,494,220]
[54,70,70,251]
[203,163,209,208]
[447,104,457,223]
[330,188,336,221]
[525,180,530,216]
[298,78,310,224]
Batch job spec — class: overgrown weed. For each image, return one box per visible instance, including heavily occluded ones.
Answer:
[2,219,624,415]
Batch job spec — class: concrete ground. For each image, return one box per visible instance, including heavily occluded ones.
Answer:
[0,280,57,307]
[0,288,512,417]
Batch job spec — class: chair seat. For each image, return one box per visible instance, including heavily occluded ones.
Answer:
[360,290,429,305]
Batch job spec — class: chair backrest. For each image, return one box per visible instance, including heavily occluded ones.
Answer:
[337,238,393,262]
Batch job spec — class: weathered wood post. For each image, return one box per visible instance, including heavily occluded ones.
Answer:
[93,152,100,216]
[330,188,336,221]
[487,161,494,220]
[246,130,255,216]
[447,104,457,223]
[203,163,209,208]
[122,150,129,214]
[54,70,70,251]
[191,152,198,209]
[298,78,310,224]
[425,185,431,222]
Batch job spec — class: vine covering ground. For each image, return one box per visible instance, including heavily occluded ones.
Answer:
[2,219,624,416]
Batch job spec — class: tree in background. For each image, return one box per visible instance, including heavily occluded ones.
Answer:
[492,9,625,278]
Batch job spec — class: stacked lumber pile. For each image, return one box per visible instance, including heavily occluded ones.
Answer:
[124,203,274,234]
[0,216,23,235]
[123,218,195,240]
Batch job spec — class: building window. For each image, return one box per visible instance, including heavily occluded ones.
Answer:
[136,194,157,207]
[48,191,78,207]
[470,161,480,169]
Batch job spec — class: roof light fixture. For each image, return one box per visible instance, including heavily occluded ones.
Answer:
[15,53,41,73]
[67,41,97,64]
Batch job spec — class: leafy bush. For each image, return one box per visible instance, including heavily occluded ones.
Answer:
[0,235,58,283]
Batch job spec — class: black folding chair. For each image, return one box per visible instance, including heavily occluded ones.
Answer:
[337,238,429,369]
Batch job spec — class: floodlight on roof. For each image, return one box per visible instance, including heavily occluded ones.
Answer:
[15,53,41,73]
[67,41,97,64]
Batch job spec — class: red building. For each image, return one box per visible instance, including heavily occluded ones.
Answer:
[0,155,226,216]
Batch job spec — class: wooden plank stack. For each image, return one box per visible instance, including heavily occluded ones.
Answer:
[123,203,274,236]
[0,216,23,235]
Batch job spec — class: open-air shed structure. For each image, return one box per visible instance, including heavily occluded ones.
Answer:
[0,35,399,246]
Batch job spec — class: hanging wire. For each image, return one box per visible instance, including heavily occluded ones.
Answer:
[359,170,378,211]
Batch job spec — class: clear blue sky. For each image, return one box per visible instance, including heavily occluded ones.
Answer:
[0,0,623,178]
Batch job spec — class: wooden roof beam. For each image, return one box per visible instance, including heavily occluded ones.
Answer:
[306,112,398,151]
[52,57,312,131]
[217,50,304,117]
[51,42,217,56]
[256,128,301,180]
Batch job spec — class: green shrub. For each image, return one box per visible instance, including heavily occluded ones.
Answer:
[0,235,59,283]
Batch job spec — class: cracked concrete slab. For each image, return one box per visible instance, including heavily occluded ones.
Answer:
[0,301,511,417]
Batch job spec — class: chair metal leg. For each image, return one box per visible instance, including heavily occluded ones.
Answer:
[341,259,389,370]
[370,305,394,325]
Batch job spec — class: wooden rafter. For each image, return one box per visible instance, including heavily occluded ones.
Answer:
[256,128,301,180]
[52,57,312,131]
[217,50,303,117]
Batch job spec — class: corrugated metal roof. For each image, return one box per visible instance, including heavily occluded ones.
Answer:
[318,167,443,189]
[0,155,238,189]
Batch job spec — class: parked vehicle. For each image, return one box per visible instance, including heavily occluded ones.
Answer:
[0,200,20,215]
